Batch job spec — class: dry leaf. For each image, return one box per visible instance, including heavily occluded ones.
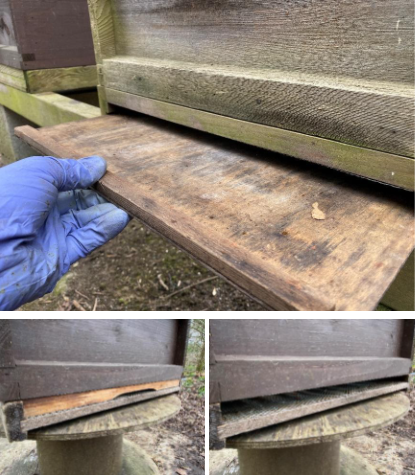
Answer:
[311,202,326,220]
[176,469,187,475]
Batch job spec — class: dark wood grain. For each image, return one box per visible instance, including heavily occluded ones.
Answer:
[209,319,415,403]
[2,363,183,401]
[0,319,188,402]
[210,319,410,358]
[15,116,415,310]
[0,320,14,367]
[10,319,180,365]
[0,0,95,70]
[173,320,190,366]
[211,357,412,403]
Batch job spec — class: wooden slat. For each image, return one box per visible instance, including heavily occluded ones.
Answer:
[103,56,414,158]
[210,319,409,359]
[110,0,413,85]
[227,392,410,449]
[29,394,181,440]
[0,363,183,401]
[218,380,409,439]
[15,115,415,310]
[211,357,412,403]
[25,66,98,93]
[0,84,100,126]
[23,379,180,418]
[105,89,415,191]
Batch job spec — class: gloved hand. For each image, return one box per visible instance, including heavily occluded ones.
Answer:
[0,156,130,311]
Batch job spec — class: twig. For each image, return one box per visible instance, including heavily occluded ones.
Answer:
[75,289,90,301]
[162,276,217,300]
[72,300,87,311]
[158,274,169,291]
[92,298,98,311]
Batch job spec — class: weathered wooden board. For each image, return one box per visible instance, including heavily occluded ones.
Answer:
[0,0,95,70]
[218,380,409,439]
[15,114,415,311]
[210,319,415,402]
[227,392,410,449]
[87,0,415,188]
[1,383,180,441]
[0,319,189,401]
[0,83,100,126]
[103,56,414,159]
[104,90,415,191]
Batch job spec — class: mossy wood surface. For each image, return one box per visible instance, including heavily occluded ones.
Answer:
[0,105,37,163]
[14,115,415,311]
[0,64,97,93]
[0,83,100,126]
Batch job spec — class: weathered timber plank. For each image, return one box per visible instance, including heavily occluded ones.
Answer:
[29,394,181,441]
[105,89,415,191]
[0,320,14,367]
[382,251,415,311]
[10,0,95,70]
[15,115,415,310]
[218,380,409,438]
[0,369,19,401]
[0,64,25,90]
[11,363,183,401]
[103,56,414,158]
[209,319,409,359]
[227,392,410,449]
[25,66,98,93]
[111,0,414,85]
[0,84,100,126]
[87,0,117,113]
[10,319,181,366]
[0,105,38,163]
[211,357,412,403]
[23,379,181,418]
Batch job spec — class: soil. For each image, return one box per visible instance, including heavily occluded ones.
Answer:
[126,380,205,475]
[20,220,266,311]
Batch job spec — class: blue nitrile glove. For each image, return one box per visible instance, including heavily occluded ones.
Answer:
[0,156,130,311]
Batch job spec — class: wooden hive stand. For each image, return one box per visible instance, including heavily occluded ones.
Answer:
[0,394,181,475]
[211,392,410,475]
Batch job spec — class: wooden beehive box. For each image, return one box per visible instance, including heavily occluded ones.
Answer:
[210,319,415,403]
[88,0,414,190]
[13,0,415,311]
[0,0,96,92]
[0,319,189,440]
